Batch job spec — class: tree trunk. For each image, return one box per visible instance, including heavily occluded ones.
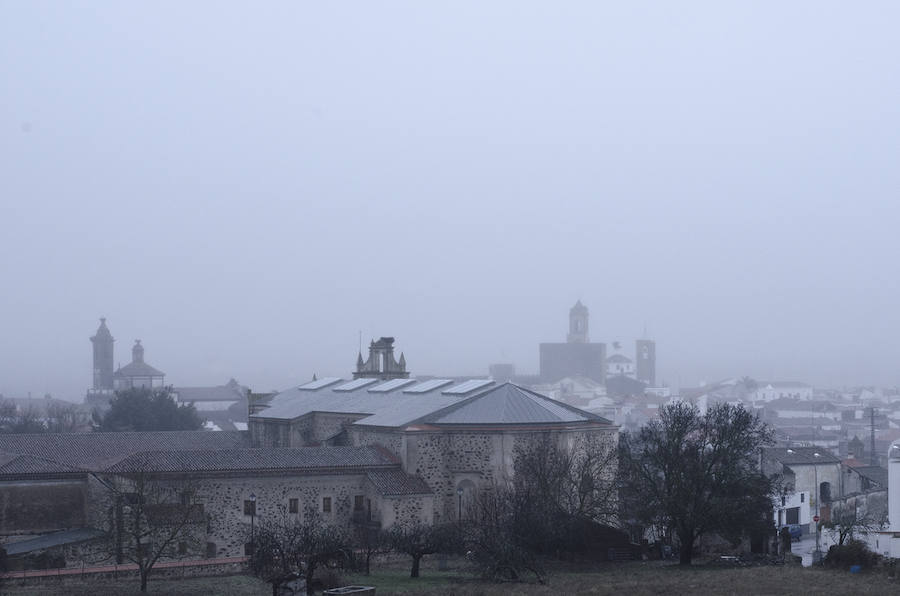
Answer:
[678,530,694,566]
[305,561,316,596]
[411,554,421,578]
[140,569,148,591]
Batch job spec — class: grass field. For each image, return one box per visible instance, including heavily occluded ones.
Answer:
[2,559,896,595]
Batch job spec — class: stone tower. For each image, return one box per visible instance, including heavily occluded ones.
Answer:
[90,318,115,390]
[353,337,410,380]
[567,300,589,343]
[635,339,656,386]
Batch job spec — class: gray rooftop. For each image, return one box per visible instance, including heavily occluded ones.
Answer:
[425,384,599,425]
[764,447,841,465]
[106,446,396,474]
[0,430,248,471]
[4,528,106,556]
[253,380,609,428]
[114,360,166,378]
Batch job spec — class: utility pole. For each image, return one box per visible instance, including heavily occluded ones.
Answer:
[870,407,877,466]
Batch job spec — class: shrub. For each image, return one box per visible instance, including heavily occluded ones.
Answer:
[824,539,880,570]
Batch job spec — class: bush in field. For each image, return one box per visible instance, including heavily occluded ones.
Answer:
[824,539,880,570]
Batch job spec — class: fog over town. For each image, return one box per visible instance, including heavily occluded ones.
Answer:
[4,3,900,592]
[3,3,900,399]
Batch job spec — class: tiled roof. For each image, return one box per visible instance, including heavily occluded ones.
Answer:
[0,431,248,471]
[105,446,395,474]
[114,361,165,378]
[0,453,87,477]
[173,381,246,403]
[764,447,841,465]
[850,465,888,487]
[366,469,432,496]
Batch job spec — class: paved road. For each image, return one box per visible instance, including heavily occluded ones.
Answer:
[792,531,837,566]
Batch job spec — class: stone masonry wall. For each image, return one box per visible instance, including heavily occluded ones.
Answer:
[190,473,368,557]
[406,426,617,522]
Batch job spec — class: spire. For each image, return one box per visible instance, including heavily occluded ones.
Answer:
[399,352,406,371]
[357,352,365,370]
[312,373,317,382]
[132,339,144,364]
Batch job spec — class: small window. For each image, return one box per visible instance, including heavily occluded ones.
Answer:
[781,496,786,506]
[801,493,805,503]
[322,496,332,513]
[354,495,364,511]
[243,500,256,516]
[289,498,299,513]
[205,542,217,559]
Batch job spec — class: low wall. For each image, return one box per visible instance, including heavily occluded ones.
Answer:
[0,556,248,587]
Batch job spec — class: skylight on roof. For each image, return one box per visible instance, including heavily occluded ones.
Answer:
[442,379,494,395]
[333,378,379,392]
[298,377,343,391]
[368,378,416,393]
[403,379,453,394]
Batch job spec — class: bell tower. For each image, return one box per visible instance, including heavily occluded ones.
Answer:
[567,300,589,343]
[90,318,115,390]
[353,337,410,380]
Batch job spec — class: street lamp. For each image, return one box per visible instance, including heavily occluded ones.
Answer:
[249,493,257,556]
[813,453,821,563]
[456,487,464,523]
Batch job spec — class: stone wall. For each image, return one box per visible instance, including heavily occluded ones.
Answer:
[185,473,370,557]
[249,418,290,448]
[350,428,404,461]
[399,425,617,522]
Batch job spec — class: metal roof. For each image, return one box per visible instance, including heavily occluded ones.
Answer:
[333,378,379,392]
[253,380,608,428]
[368,378,416,393]
[427,384,602,425]
[298,377,343,390]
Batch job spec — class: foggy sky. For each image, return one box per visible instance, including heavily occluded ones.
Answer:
[2,2,899,400]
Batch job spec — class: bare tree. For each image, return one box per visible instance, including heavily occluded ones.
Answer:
[45,401,88,433]
[98,465,204,591]
[385,522,461,578]
[250,509,349,596]
[824,504,884,546]
[0,400,45,433]
[464,485,545,584]
[510,432,618,554]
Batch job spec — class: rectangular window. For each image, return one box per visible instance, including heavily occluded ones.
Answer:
[243,500,256,516]
[322,497,332,513]
[801,493,805,503]
[289,498,299,513]
[354,495,364,511]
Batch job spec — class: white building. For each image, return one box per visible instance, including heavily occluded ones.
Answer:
[754,382,813,402]
[606,353,635,379]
